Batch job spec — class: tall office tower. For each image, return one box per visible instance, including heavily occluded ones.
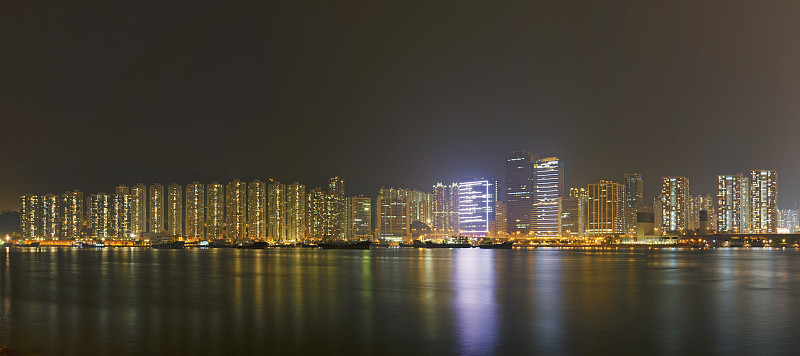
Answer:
[449,183,459,233]
[327,176,346,239]
[376,187,411,241]
[458,178,497,238]
[690,194,715,231]
[348,196,372,240]
[149,183,165,233]
[225,180,247,241]
[559,188,589,239]
[533,157,564,238]
[587,181,625,237]
[750,169,778,234]
[40,194,60,239]
[778,209,799,233]
[185,182,205,239]
[717,174,748,233]
[206,182,225,240]
[624,173,644,232]
[166,183,183,237]
[494,201,507,236]
[408,190,433,226]
[268,181,286,241]
[112,193,132,239]
[20,195,41,239]
[432,182,459,233]
[306,187,327,240]
[246,179,267,240]
[60,190,83,239]
[88,193,112,239]
[505,150,536,236]
[286,182,306,242]
[659,177,690,233]
[130,184,147,237]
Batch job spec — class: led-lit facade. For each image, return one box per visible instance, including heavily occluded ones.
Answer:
[167,183,182,237]
[225,180,247,242]
[533,157,563,238]
[185,182,205,239]
[587,181,625,237]
[659,177,690,233]
[149,183,164,233]
[505,150,536,235]
[247,180,267,240]
[458,178,497,238]
[206,182,225,240]
[750,169,777,234]
[376,187,411,241]
[286,182,306,242]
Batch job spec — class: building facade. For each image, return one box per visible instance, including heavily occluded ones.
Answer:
[587,181,625,237]
[185,182,205,239]
[505,150,536,235]
[532,157,563,238]
[749,169,778,234]
[458,178,497,238]
[206,182,225,240]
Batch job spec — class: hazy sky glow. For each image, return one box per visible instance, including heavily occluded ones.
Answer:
[2,1,800,210]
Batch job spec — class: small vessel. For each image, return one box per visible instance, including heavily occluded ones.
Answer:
[236,241,269,249]
[318,240,372,249]
[399,240,425,248]
[151,240,185,249]
[479,241,513,249]
[425,241,473,248]
[16,241,40,247]
[80,241,106,248]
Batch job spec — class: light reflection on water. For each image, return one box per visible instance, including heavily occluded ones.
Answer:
[1,248,800,355]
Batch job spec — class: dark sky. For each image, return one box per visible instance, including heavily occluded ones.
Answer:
[2,1,800,211]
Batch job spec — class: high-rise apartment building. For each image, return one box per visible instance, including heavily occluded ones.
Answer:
[268,181,286,241]
[60,190,83,239]
[130,184,147,237]
[376,187,411,241]
[327,176,346,239]
[286,182,306,242]
[185,182,205,239]
[624,173,644,233]
[533,157,563,238]
[20,195,41,239]
[717,174,748,234]
[689,194,715,232]
[206,182,225,240]
[778,209,799,233]
[408,190,433,226]
[659,177,690,233]
[505,150,536,235]
[149,184,165,233]
[432,182,459,233]
[750,169,778,234]
[226,180,247,241]
[587,181,625,237]
[112,191,132,239]
[167,183,182,237]
[247,180,267,240]
[306,187,327,240]
[348,196,372,240]
[41,194,59,239]
[458,178,497,238]
[494,201,507,236]
[88,193,111,239]
[560,188,588,239]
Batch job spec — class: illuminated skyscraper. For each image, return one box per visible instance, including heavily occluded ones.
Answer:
[20,195,41,239]
[560,188,588,239]
[149,183,165,233]
[130,184,147,237]
[226,180,247,241]
[432,182,459,233]
[306,187,327,240]
[167,183,182,237]
[458,178,497,238]
[376,187,411,241]
[327,176,346,239]
[778,209,799,233]
[689,194,715,232]
[41,194,59,239]
[185,182,205,239]
[206,182,225,240]
[533,157,563,238]
[409,190,433,226]
[587,181,625,237]
[88,193,112,239]
[246,180,267,240]
[717,174,748,233]
[624,173,644,233]
[505,150,536,235]
[112,188,132,239]
[659,177,690,233]
[348,196,372,240]
[286,182,306,242]
[494,201,507,236]
[268,181,286,241]
[750,169,778,233]
[60,190,83,239]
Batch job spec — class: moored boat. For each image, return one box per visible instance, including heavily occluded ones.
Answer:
[425,241,473,248]
[318,240,372,249]
[151,240,185,249]
[479,241,513,249]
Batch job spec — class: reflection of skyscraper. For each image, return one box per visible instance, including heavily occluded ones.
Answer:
[588,181,625,237]
[505,150,536,235]
[659,177,690,233]
[226,180,247,241]
[167,183,183,237]
[286,182,306,242]
[130,184,147,237]
[247,180,267,240]
[717,174,747,234]
[376,187,411,241]
[750,169,778,233]
[185,182,205,239]
[533,157,563,238]
[458,178,497,238]
[206,182,225,240]
[149,184,164,233]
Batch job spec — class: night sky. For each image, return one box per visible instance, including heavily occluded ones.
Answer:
[2,1,800,211]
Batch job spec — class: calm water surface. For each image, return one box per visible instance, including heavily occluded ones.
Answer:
[1,247,800,355]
